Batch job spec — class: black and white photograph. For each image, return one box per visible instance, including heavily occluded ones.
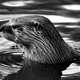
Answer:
[0,0,80,80]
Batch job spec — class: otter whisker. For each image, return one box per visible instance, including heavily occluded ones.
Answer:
[17,30,59,63]
[1,16,80,80]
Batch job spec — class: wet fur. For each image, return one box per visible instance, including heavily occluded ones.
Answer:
[0,16,75,64]
[0,16,79,80]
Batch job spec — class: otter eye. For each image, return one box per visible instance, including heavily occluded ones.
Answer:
[12,25,20,29]
[12,25,23,31]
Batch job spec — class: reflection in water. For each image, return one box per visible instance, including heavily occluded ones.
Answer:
[3,58,71,80]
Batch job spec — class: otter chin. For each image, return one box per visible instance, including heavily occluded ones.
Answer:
[0,16,80,80]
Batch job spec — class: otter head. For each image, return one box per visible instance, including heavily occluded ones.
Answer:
[0,16,72,64]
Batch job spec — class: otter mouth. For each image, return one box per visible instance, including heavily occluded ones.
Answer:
[0,25,27,58]
[9,34,27,58]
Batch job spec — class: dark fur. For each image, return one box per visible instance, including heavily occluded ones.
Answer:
[0,16,80,80]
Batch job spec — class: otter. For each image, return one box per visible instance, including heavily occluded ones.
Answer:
[0,16,80,80]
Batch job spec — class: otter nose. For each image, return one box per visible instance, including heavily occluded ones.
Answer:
[0,26,4,32]
[0,25,12,32]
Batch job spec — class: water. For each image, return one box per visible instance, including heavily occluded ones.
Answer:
[0,0,80,79]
